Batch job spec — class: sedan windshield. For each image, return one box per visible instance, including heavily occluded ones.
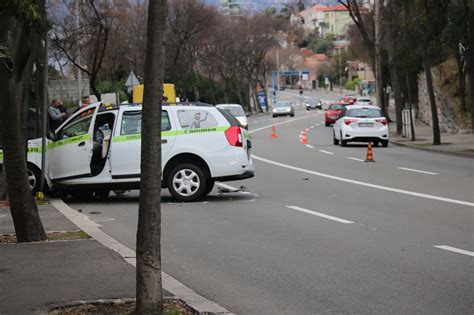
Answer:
[275,102,290,107]
[347,108,383,118]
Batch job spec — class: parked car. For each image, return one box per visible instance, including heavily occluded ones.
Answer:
[325,103,346,126]
[344,94,357,104]
[216,104,248,129]
[0,102,254,201]
[333,105,389,147]
[272,101,295,117]
[305,98,322,111]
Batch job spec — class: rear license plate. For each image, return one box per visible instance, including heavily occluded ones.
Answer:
[359,123,374,127]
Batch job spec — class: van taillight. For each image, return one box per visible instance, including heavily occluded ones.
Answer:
[225,126,243,147]
[376,118,387,125]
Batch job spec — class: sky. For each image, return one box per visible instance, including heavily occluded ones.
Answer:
[205,0,339,11]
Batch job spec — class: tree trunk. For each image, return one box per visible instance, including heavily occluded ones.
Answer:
[385,4,403,134]
[0,19,47,242]
[466,51,474,131]
[423,55,441,145]
[456,56,467,113]
[374,0,386,116]
[0,168,8,201]
[462,0,474,131]
[405,70,416,141]
[135,0,167,313]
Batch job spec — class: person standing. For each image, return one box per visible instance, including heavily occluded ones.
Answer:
[48,99,67,130]
[80,95,90,109]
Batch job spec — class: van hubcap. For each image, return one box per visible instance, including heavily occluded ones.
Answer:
[173,169,200,196]
[28,169,36,190]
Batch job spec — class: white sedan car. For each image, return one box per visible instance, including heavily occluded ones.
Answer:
[333,105,389,147]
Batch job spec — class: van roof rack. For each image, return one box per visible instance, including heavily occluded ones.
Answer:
[120,101,214,107]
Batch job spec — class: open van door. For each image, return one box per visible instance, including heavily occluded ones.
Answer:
[47,104,99,181]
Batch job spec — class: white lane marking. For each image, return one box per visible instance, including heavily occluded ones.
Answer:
[251,155,474,207]
[397,167,438,175]
[316,123,320,126]
[306,144,314,149]
[434,245,474,257]
[319,150,334,155]
[286,206,354,224]
[347,157,365,162]
[310,126,315,129]
[250,113,322,134]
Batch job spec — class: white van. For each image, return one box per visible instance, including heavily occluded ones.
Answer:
[0,102,254,201]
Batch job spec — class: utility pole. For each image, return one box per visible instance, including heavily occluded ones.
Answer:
[76,1,82,106]
[276,49,280,92]
[39,32,48,196]
[374,0,385,113]
[339,47,343,93]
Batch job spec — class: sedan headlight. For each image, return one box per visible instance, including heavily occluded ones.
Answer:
[285,108,291,112]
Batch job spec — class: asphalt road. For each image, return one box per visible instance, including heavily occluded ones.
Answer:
[68,91,474,314]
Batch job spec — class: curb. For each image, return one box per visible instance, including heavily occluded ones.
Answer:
[51,199,234,315]
[389,139,474,159]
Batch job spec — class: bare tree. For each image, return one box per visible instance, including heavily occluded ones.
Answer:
[135,0,167,313]
[50,0,120,100]
[0,0,47,242]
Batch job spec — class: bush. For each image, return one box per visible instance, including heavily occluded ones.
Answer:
[345,80,356,91]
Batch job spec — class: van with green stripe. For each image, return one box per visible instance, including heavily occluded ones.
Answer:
[0,102,254,201]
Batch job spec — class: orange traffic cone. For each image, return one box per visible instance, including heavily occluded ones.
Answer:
[365,142,375,162]
[300,129,308,145]
[270,125,278,139]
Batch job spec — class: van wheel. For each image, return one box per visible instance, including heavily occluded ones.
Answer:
[167,163,208,202]
[27,164,41,195]
[95,190,110,199]
[381,140,389,147]
[204,180,215,196]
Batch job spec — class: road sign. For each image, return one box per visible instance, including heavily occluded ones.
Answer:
[125,71,139,93]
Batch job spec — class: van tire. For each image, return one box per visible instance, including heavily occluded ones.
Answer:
[27,164,41,195]
[167,163,208,202]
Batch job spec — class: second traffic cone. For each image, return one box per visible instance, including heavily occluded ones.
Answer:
[365,142,375,162]
[300,129,308,145]
[270,125,278,138]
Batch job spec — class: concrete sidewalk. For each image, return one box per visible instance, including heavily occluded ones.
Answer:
[0,202,232,314]
[0,205,136,314]
[387,107,474,158]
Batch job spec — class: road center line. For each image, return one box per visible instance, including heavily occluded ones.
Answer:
[305,144,314,149]
[319,150,334,155]
[251,155,474,207]
[434,245,474,257]
[397,167,438,175]
[286,206,354,224]
[347,157,365,162]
